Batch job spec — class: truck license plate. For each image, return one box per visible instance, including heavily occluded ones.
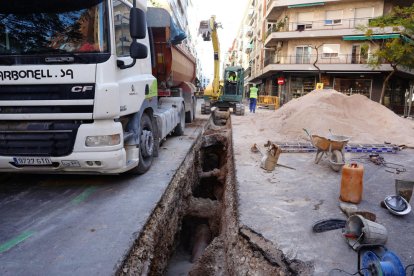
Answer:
[13,157,53,166]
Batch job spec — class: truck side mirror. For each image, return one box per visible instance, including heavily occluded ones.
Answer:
[130,8,146,39]
[130,41,148,59]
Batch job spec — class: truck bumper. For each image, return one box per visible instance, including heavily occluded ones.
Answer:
[0,120,140,174]
[0,149,134,174]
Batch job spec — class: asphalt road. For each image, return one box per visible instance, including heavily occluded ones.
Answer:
[0,119,205,276]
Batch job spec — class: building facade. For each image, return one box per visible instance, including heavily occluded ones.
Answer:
[230,0,414,113]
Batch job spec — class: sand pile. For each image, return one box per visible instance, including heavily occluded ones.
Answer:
[254,90,414,146]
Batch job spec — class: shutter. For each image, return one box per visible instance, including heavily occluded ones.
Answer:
[326,10,342,20]
[323,44,340,57]
[355,7,373,18]
[298,12,314,22]
[355,7,373,26]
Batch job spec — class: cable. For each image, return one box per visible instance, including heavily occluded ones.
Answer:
[406,264,414,276]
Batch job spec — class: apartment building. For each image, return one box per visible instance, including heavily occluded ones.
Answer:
[230,0,414,113]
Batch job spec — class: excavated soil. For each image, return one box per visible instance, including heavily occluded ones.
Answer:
[118,111,307,275]
[240,90,414,146]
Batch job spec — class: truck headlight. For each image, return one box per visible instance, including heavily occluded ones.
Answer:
[85,134,121,147]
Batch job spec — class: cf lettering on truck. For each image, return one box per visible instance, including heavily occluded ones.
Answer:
[0,0,196,174]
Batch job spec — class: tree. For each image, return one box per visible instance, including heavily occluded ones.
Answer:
[311,44,323,83]
[364,4,414,104]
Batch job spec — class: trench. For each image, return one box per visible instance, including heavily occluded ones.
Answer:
[118,110,310,275]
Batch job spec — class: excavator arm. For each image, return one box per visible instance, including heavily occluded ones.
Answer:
[199,16,221,100]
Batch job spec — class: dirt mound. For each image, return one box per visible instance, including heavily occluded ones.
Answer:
[255,90,414,146]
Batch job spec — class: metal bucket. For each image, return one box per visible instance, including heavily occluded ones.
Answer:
[395,179,414,203]
[344,215,388,250]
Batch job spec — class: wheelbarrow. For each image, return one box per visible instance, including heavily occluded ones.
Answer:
[304,129,351,172]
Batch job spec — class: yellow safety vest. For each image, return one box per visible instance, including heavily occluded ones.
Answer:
[249,87,258,98]
[228,75,237,81]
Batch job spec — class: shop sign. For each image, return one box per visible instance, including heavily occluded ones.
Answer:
[316,83,324,90]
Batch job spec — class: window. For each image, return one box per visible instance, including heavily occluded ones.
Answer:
[297,12,314,30]
[322,44,340,58]
[113,0,131,57]
[325,10,343,25]
[295,46,311,64]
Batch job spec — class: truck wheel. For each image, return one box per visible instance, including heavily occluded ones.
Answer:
[192,97,196,120]
[174,104,185,136]
[185,109,193,123]
[185,98,194,123]
[205,103,211,114]
[130,113,154,174]
[201,103,206,114]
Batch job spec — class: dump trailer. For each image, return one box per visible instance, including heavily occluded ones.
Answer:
[147,7,197,123]
[0,0,188,174]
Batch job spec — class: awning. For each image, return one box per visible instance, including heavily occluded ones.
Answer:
[288,2,325,8]
[343,34,400,41]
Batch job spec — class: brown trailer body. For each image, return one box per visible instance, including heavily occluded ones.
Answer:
[147,7,197,122]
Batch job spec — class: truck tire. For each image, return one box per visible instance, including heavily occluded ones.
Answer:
[201,103,206,114]
[192,97,196,120]
[174,104,185,136]
[185,98,194,123]
[130,113,154,175]
[204,103,211,114]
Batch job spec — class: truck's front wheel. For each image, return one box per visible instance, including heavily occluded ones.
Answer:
[131,113,154,174]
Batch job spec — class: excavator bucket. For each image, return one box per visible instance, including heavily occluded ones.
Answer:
[198,20,212,41]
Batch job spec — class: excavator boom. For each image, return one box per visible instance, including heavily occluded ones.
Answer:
[199,16,221,100]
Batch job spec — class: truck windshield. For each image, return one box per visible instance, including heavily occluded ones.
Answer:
[0,0,108,55]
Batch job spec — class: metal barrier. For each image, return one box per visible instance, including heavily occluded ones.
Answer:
[257,96,279,110]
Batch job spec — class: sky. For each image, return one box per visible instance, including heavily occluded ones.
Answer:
[192,0,250,82]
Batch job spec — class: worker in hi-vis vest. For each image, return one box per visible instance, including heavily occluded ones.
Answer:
[227,72,238,82]
[249,84,258,113]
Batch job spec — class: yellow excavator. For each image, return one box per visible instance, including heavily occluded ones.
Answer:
[199,16,245,115]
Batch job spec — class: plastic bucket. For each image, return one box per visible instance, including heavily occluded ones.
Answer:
[344,215,387,249]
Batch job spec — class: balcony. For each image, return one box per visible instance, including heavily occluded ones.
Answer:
[264,54,372,66]
[245,43,253,54]
[264,19,401,47]
[277,17,372,33]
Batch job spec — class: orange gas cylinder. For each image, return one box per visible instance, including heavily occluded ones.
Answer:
[340,163,364,204]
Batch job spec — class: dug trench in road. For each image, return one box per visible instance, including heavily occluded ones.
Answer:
[119,109,308,275]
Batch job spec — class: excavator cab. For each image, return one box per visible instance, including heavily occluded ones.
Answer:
[219,66,245,115]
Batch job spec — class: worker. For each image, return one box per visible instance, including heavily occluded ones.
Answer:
[227,72,238,82]
[249,84,258,113]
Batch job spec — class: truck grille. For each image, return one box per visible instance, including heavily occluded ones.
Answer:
[0,121,86,157]
[0,84,95,101]
[0,84,95,118]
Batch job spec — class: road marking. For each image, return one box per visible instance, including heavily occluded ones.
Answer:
[0,231,34,254]
[72,186,97,204]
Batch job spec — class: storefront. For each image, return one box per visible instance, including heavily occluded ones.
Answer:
[333,78,372,98]
[289,75,316,99]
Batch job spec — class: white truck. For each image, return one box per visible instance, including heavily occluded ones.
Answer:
[0,0,195,174]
